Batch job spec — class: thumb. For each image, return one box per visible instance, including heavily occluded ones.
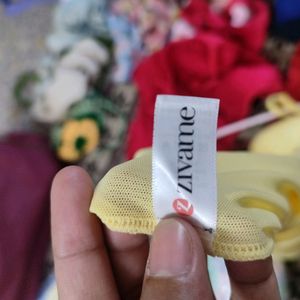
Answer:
[141,218,214,300]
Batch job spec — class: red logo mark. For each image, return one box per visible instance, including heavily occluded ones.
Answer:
[173,198,194,216]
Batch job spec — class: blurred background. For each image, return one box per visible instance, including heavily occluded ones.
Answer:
[1,0,300,299]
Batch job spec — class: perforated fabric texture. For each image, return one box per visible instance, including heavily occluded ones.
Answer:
[90,150,300,261]
[90,151,156,234]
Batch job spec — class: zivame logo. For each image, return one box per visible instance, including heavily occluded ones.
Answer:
[177,106,195,195]
[173,198,194,216]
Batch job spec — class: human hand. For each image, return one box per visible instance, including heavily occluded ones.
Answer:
[51,166,281,300]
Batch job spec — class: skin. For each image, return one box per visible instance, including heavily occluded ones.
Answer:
[51,166,281,300]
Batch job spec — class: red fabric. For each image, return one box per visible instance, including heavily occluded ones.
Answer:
[127,0,283,158]
[0,133,60,300]
[182,0,270,52]
[287,43,300,100]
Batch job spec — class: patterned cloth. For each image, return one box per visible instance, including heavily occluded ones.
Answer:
[112,0,180,54]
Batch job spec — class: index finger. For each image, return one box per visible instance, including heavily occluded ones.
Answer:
[226,257,280,300]
[51,166,119,300]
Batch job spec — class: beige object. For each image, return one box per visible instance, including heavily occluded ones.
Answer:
[32,68,87,122]
[31,38,108,123]
[250,115,300,156]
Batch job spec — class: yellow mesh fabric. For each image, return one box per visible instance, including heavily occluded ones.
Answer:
[90,151,300,261]
[90,152,157,234]
[272,182,300,261]
[250,119,300,260]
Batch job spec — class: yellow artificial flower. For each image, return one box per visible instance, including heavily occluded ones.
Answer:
[57,119,100,162]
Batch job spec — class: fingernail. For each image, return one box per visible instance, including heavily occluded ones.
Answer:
[148,219,192,277]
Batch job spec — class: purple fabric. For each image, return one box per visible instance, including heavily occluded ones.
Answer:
[0,133,60,300]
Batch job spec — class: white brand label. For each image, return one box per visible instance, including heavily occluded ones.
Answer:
[152,95,219,232]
